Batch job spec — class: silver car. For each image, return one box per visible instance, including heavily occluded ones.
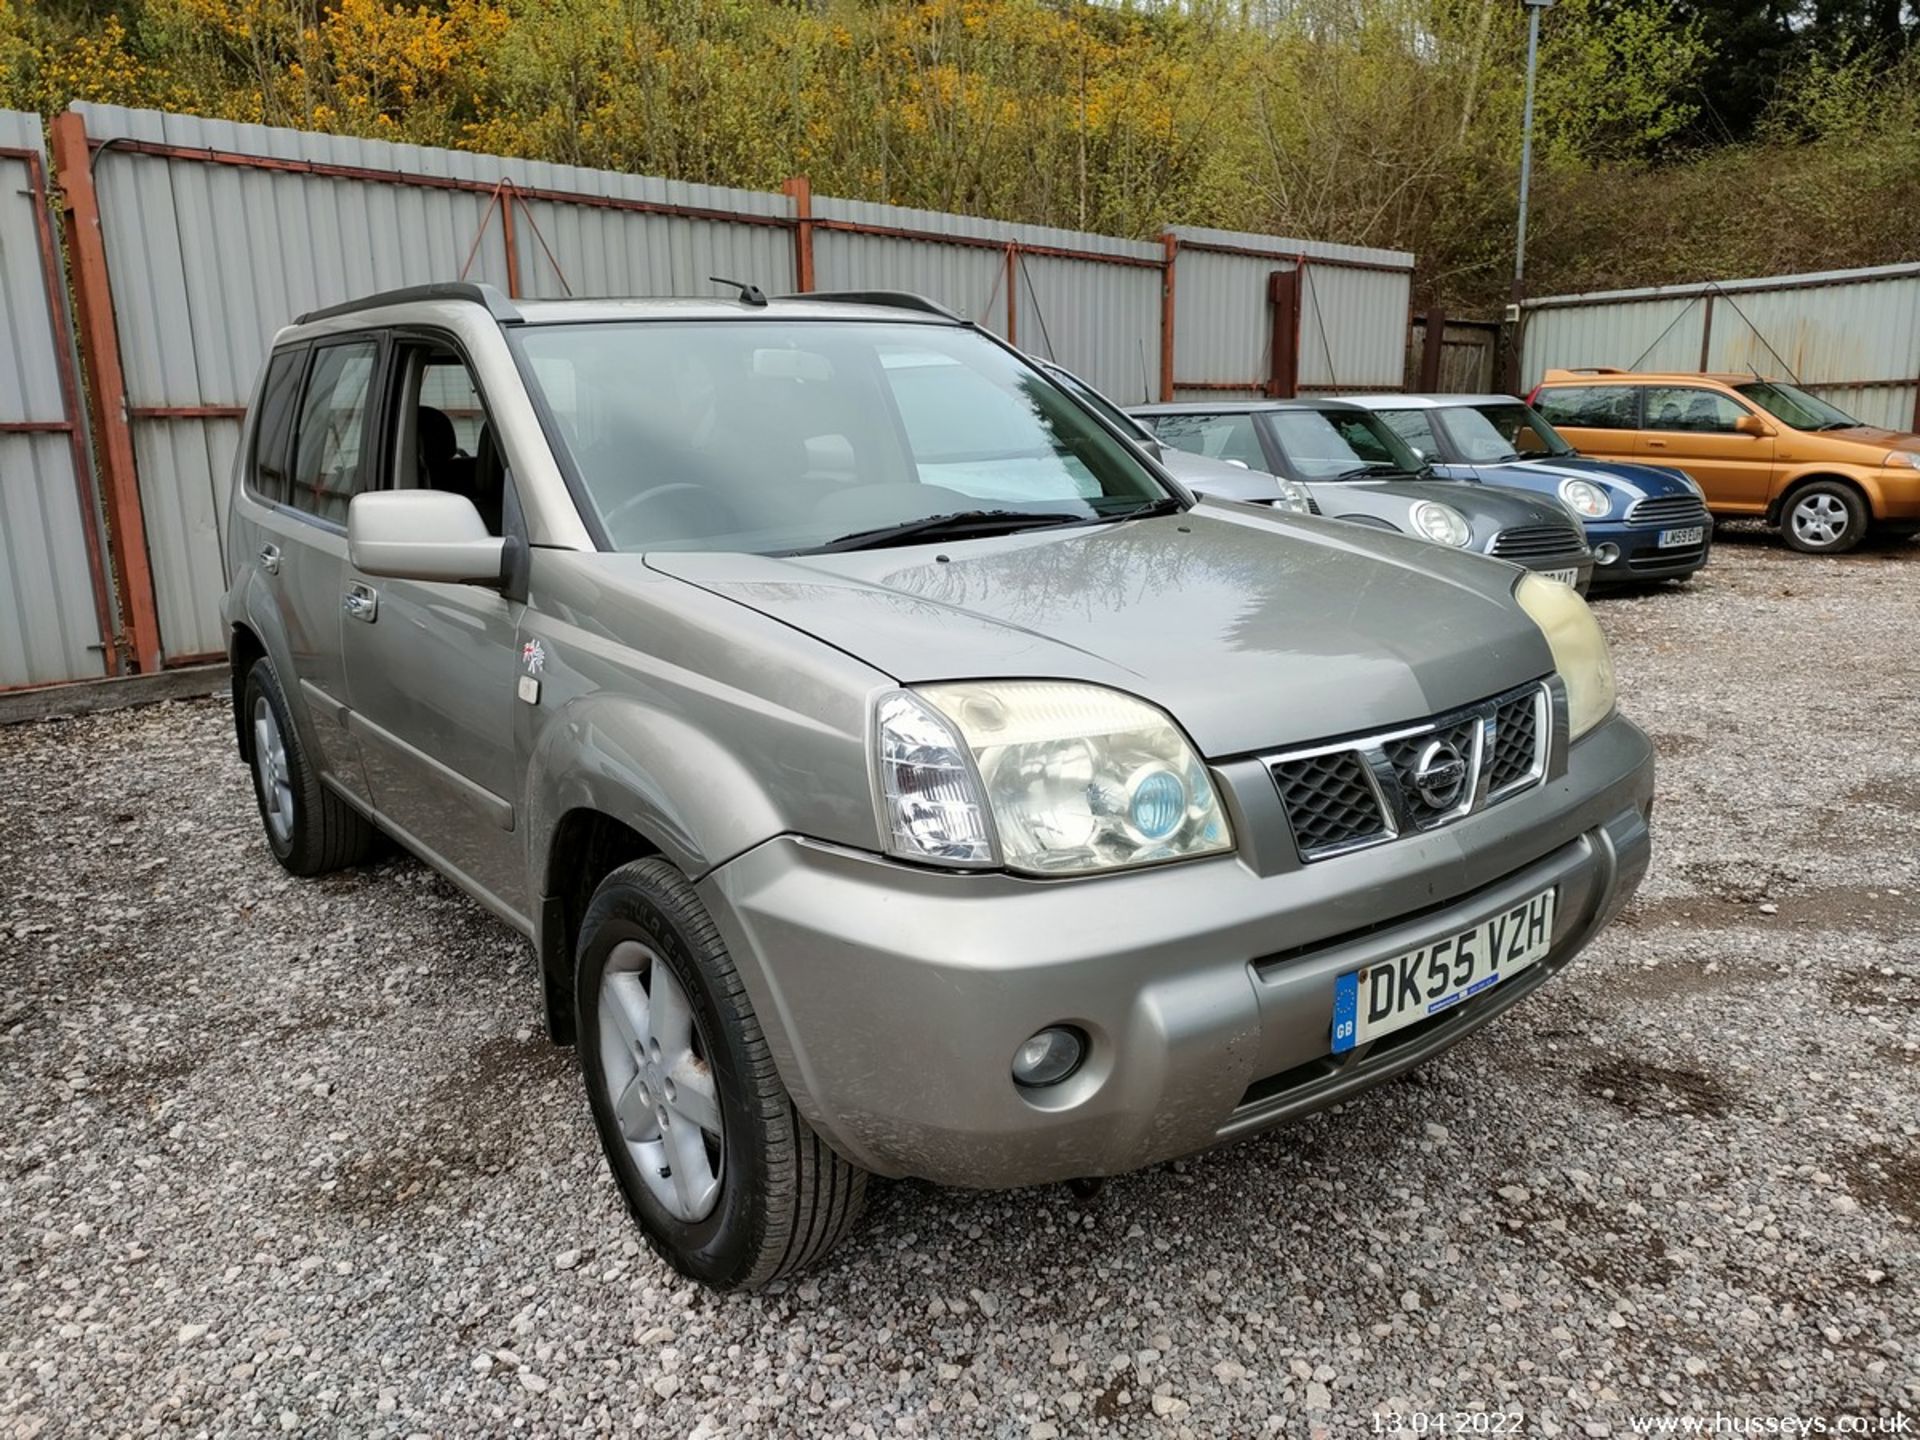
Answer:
[1033,359,1318,512]
[1132,399,1597,591]
[223,283,1652,1288]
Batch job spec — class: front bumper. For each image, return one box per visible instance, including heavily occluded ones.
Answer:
[701,714,1653,1188]
[1587,519,1711,584]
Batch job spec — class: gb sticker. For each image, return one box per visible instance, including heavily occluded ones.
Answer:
[518,638,546,706]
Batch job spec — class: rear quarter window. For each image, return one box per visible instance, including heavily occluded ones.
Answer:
[249,347,306,506]
[1536,385,1639,431]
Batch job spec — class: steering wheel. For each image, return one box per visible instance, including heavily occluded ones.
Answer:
[601,483,740,547]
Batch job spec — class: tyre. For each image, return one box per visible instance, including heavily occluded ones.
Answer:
[575,858,868,1289]
[241,658,380,876]
[1780,482,1868,554]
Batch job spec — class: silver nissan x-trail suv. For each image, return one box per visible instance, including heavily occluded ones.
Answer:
[223,282,1653,1288]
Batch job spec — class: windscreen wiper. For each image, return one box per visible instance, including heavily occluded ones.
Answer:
[1102,495,1186,521]
[802,509,1093,554]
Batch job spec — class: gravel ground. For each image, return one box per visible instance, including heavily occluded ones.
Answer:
[3,528,1917,1438]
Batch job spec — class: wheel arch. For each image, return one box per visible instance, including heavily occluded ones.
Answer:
[526,695,792,1045]
[535,806,666,1046]
[1767,470,1876,525]
[229,622,268,761]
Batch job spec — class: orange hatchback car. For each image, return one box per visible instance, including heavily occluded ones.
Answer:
[1531,368,1920,554]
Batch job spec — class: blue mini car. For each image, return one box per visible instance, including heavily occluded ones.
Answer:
[1341,394,1713,587]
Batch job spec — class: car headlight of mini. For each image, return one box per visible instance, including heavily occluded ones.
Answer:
[1883,450,1920,469]
[1410,500,1471,548]
[1558,478,1610,518]
[1514,572,1616,740]
[1270,476,1314,514]
[874,682,1234,875]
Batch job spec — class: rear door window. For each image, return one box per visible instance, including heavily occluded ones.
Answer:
[250,347,306,507]
[290,339,382,524]
[1535,385,1639,430]
[1641,387,1748,434]
[1144,413,1267,469]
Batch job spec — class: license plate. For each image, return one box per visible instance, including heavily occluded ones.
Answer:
[1330,888,1557,1054]
[1538,567,1579,586]
[1659,525,1704,548]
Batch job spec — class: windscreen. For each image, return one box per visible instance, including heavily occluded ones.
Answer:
[511,320,1168,553]
[1447,403,1575,462]
[1268,408,1425,481]
[1735,381,1861,432]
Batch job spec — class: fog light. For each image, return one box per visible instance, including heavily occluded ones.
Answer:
[1596,542,1621,565]
[1012,1027,1084,1087]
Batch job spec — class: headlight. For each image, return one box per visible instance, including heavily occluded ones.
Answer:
[1270,476,1314,515]
[1558,478,1610,518]
[1514,573,1615,740]
[874,682,1234,875]
[1883,450,1920,469]
[1410,500,1471,547]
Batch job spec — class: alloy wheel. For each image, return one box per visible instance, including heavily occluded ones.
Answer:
[1789,492,1849,549]
[598,940,725,1222]
[251,695,295,846]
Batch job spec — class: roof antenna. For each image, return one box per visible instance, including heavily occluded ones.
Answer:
[710,276,768,307]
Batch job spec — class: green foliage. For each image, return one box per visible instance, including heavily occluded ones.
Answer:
[1,0,1913,309]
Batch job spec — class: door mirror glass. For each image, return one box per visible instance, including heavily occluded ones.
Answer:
[348,491,506,583]
[1734,414,1770,438]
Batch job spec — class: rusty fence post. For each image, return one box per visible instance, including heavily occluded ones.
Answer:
[782,176,815,292]
[9,143,120,676]
[500,184,521,298]
[1418,305,1447,391]
[51,110,162,676]
[1159,234,1177,401]
[1005,242,1018,347]
[1267,268,1301,399]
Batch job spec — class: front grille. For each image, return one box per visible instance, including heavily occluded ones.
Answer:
[1626,494,1709,526]
[1382,717,1481,828]
[1272,750,1390,858]
[1490,524,1586,559]
[1484,688,1546,794]
[1266,682,1552,863]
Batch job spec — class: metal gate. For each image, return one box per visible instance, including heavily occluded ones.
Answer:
[0,110,116,689]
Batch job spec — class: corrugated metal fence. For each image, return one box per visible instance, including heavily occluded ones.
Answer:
[0,111,113,689]
[7,102,1415,687]
[1520,264,1920,431]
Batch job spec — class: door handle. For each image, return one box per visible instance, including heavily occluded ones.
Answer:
[343,583,378,623]
[1645,439,1668,449]
[257,543,281,574]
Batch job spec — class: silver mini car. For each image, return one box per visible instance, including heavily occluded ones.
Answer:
[224,283,1652,1288]
[1132,399,1597,591]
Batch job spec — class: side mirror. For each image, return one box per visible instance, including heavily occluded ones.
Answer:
[348,490,506,584]
[1735,414,1771,438]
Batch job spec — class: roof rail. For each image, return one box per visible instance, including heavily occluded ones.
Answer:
[782,290,960,321]
[296,281,521,327]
